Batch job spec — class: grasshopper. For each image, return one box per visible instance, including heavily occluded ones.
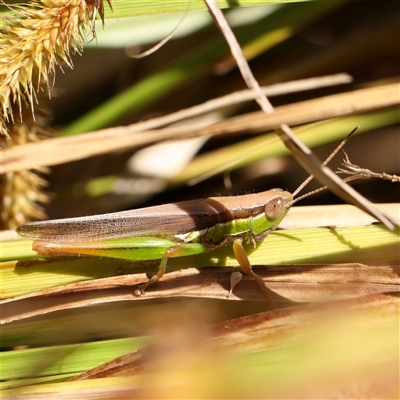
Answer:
[16,130,356,297]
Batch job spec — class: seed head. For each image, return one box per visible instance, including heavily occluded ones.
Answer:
[0,0,111,138]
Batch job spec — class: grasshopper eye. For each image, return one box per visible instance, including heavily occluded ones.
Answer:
[264,197,284,221]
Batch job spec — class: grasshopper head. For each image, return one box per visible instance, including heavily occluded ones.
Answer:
[263,188,293,226]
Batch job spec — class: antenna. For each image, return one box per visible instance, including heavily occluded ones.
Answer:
[290,126,359,205]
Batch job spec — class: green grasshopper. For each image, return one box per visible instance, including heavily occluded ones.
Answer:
[16,131,355,297]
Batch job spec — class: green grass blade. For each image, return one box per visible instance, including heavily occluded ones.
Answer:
[1,337,148,381]
[3,220,398,299]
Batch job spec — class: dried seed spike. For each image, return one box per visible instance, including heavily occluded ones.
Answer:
[338,151,400,183]
[0,110,51,229]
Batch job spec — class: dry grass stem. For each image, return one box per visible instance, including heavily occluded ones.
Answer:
[2,82,398,174]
